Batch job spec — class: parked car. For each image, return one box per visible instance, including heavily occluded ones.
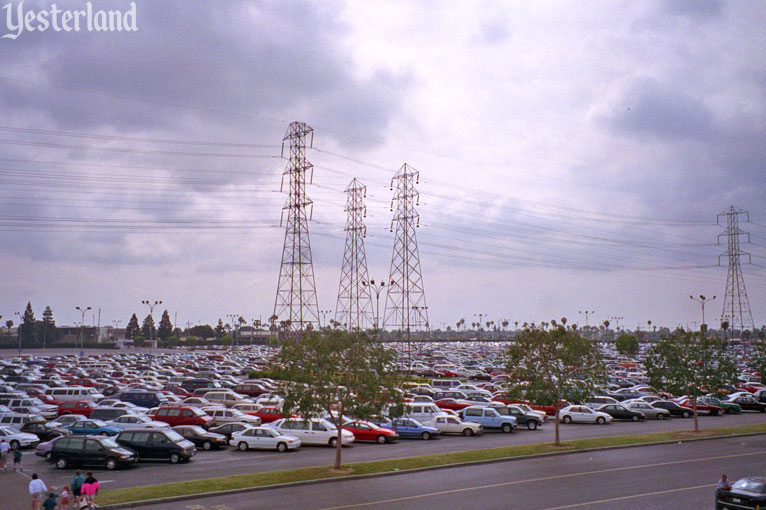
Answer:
[52,435,137,470]
[559,405,612,424]
[51,414,88,427]
[115,428,196,463]
[268,418,354,447]
[431,415,482,436]
[231,426,301,452]
[652,400,693,418]
[716,477,766,510]
[726,394,766,413]
[380,418,440,440]
[0,413,46,427]
[624,401,670,420]
[699,396,740,414]
[57,400,98,417]
[35,436,62,462]
[152,405,214,428]
[106,414,170,430]
[675,398,723,416]
[19,421,72,442]
[206,407,261,426]
[595,404,645,421]
[65,419,123,436]
[343,420,399,443]
[172,425,228,450]
[249,406,287,424]
[434,398,472,412]
[208,422,253,440]
[0,425,40,449]
[461,406,516,432]
[491,404,544,430]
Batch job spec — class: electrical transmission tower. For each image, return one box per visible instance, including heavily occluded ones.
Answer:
[273,122,320,332]
[717,206,754,332]
[383,164,429,336]
[334,179,375,331]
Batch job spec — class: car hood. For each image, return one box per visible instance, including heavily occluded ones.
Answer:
[15,432,39,441]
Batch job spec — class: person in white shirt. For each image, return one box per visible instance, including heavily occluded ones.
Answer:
[0,439,9,471]
[28,473,47,510]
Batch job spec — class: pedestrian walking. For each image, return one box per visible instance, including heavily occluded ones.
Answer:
[0,439,9,471]
[70,470,84,508]
[81,472,99,509]
[13,445,23,471]
[29,473,48,510]
[60,487,70,510]
[42,491,58,510]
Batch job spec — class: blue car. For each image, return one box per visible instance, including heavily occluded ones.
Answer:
[380,418,439,440]
[66,419,123,436]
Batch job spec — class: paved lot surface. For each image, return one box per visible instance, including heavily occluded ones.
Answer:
[9,412,765,497]
[128,434,766,510]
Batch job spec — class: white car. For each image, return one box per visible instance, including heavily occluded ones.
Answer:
[559,405,613,424]
[231,403,262,414]
[51,414,88,427]
[231,426,301,452]
[206,407,261,426]
[0,425,39,449]
[268,418,355,447]
[431,415,482,436]
[106,414,170,429]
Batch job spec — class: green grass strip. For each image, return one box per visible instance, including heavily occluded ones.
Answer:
[99,423,766,506]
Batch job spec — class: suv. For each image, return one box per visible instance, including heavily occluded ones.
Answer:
[153,405,214,428]
[57,400,98,417]
[51,435,137,470]
[0,413,45,427]
[233,382,270,398]
[116,428,196,464]
[115,390,168,409]
[461,406,516,433]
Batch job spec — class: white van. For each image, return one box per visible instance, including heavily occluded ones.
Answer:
[430,379,462,390]
[44,386,104,402]
[405,403,448,425]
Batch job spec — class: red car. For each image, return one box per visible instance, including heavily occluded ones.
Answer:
[163,385,192,398]
[675,398,723,416]
[435,398,471,412]
[152,405,214,428]
[69,378,97,387]
[57,400,97,417]
[343,420,398,443]
[249,406,287,423]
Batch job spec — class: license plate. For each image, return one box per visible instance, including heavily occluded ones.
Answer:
[732,498,741,503]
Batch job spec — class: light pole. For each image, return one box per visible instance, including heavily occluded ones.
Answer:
[474,313,486,340]
[112,320,122,341]
[319,310,332,330]
[141,300,162,356]
[690,295,715,332]
[14,311,21,354]
[75,306,91,355]
[609,316,623,331]
[226,314,238,351]
[362,279,392,331]
[579,310,595,327]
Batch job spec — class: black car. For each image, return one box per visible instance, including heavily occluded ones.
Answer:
[493,405,544,430]
[116,428,196,463]
[51,435,137,470]
[727,395,766,413]
[208,422,251,440]
[172,425,228,450]
[717,477,766,510]
[595,404,645,421]
[652,400,692,417]
[19,421,71,442]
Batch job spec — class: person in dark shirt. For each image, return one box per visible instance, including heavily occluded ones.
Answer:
[42,491,58,510]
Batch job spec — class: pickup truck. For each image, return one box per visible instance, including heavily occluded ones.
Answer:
[461,406,516,433]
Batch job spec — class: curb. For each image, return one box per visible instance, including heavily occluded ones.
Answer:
[101,431,766,509]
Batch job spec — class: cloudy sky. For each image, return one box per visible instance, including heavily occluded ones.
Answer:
[0,0,764,332]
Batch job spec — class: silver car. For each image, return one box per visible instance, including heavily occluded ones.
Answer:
[625,401,670,420]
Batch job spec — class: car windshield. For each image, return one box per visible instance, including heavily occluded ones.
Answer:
[99,437,119,448]
[165,430,185,442]
[732,480,766,493]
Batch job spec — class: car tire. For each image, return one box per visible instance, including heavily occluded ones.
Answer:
[421,432,431,440]
[55,457,67,469]
[562,416,572,424]
[501,423,512,433]
[202,441,212,451]
[725,408,734,415]
[276,442,288,452]
[656,413,665,420]
[631,415,639,422]
[682,411,690,418]
[9,440,19,450]
[463,428,474,437]
[238,441,248,451]
[527,421,538,430]
[105,457,117,471]
[329,437,338,448]
[170,452,181,464]
[710,410,719,416]
[596,417,605,425]
[376,435,387,444]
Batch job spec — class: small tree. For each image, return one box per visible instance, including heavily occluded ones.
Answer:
[505,324,606,446]
[189,324,215,339]
[274,330,404,469]
[615,333,639,355]
[157,310,173,341]
[214,319,226,338]
[126,314,141,339]
[5,320,13,340]
[41,306,56,347]
[133,335,146,347]
[645,331,737,432]
[142,314,156,340]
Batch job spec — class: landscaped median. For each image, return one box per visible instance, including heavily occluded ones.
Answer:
[99,423,766,507]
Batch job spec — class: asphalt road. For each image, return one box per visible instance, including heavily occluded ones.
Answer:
[130,434,766,510]
[8,411,764,499]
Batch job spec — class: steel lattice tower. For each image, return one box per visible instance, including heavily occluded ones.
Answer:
[273,122,319,332]
[383,164,429,334]
[717,206,755,332]
[334,179,375,331]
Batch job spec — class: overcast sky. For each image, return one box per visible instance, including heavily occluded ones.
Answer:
[0,0,764,332]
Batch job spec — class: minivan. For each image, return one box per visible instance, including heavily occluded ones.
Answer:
[152,405,214,428]
[0,413,45,427]
[51,435,137,470]
[116,428,196,463]
[116,390,168,409]
[182,379,221,392]
[430,379,462,390]
[45,386,104,402]
[405,403,448,425]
